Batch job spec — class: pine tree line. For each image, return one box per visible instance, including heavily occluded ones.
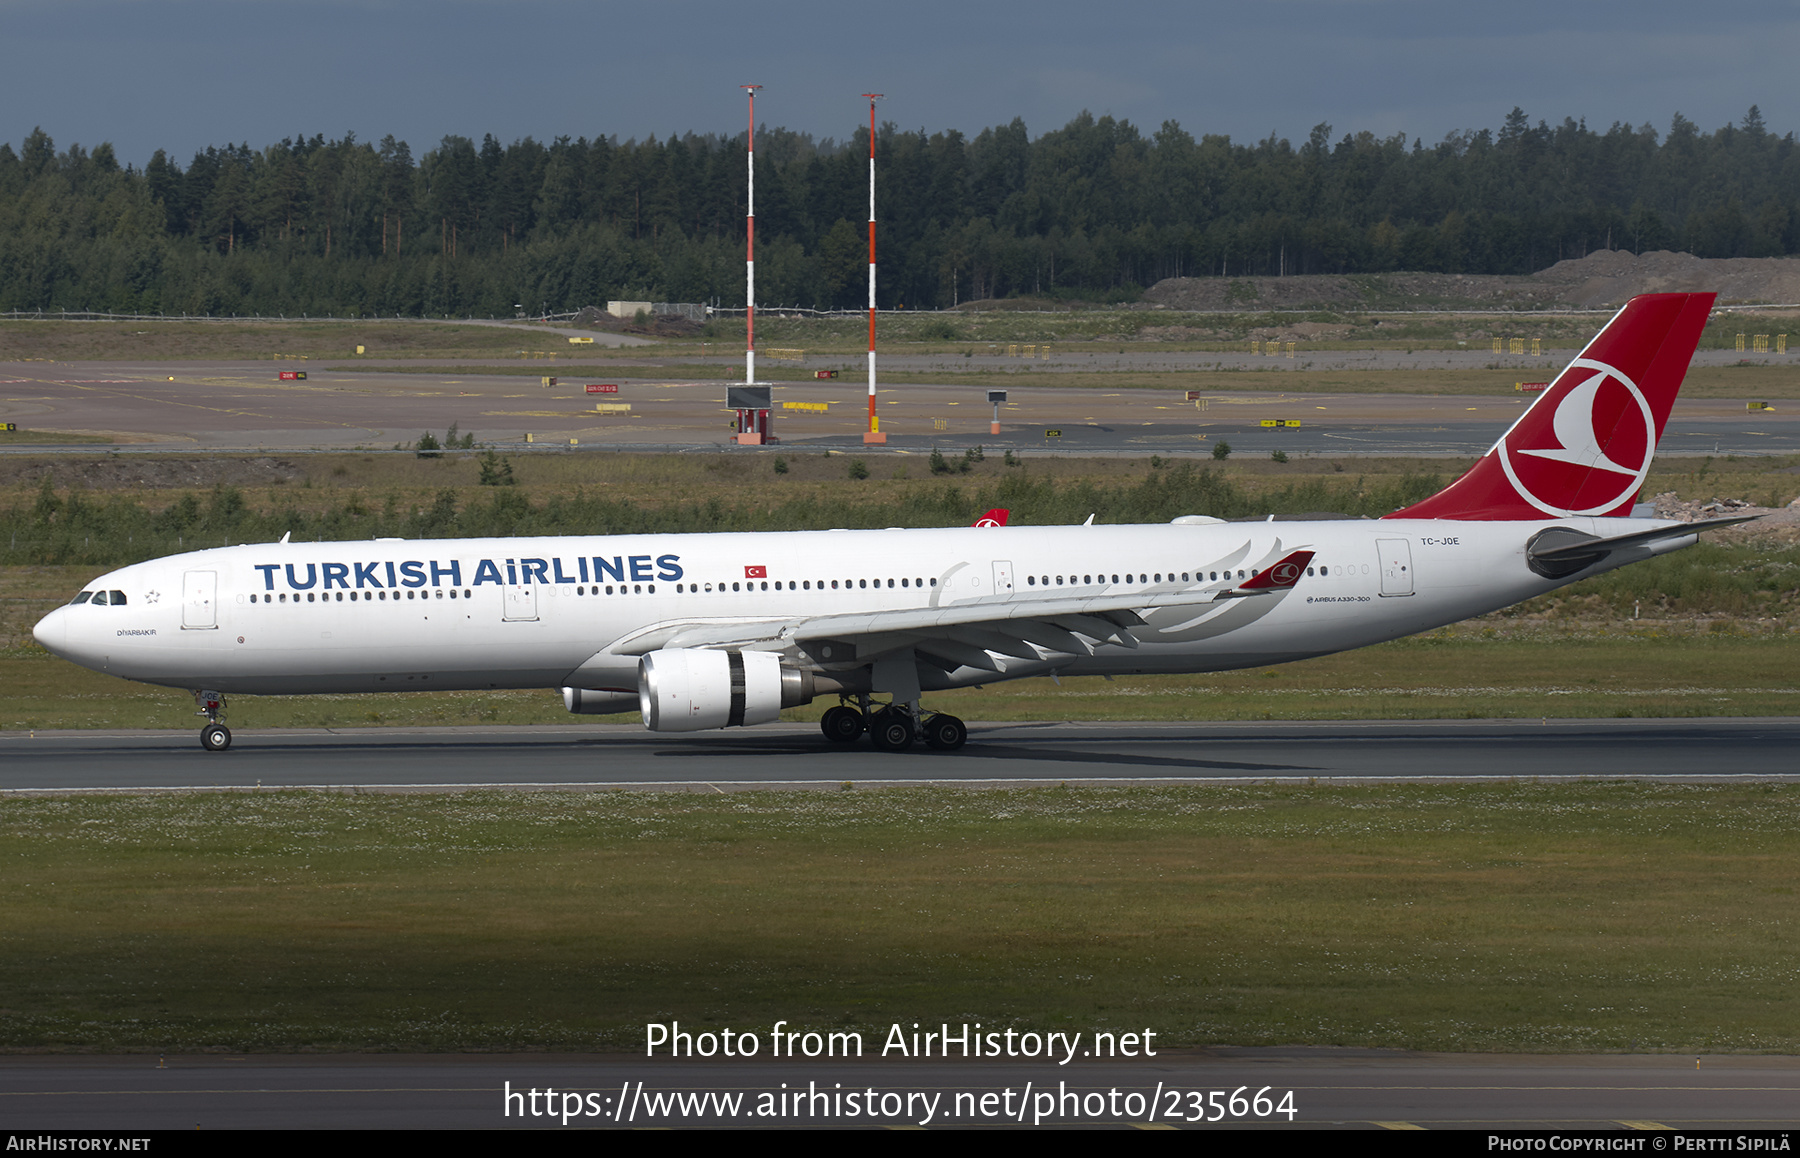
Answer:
[2,107,1796,316]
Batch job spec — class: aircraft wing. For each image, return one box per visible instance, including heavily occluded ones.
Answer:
[605,550,1315,671]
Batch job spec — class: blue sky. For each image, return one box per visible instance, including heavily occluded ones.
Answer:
[5,0,1796,164]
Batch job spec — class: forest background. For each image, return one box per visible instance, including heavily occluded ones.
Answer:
[3,106,1797,319]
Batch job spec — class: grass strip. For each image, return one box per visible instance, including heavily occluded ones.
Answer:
[2,782,1797,1054]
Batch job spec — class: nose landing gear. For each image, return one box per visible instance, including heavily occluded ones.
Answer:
[193,690,231,752]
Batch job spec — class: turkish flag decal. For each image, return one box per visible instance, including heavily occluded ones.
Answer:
[745,565,767,579]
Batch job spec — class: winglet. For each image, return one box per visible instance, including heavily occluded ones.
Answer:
[973,508,1010,527]
[1236,550,1315,592]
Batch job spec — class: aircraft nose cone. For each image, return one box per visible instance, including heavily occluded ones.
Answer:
[33,606,67,655]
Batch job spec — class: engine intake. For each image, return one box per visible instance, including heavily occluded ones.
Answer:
[639,648,815,732]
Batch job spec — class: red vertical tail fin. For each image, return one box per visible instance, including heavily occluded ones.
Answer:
[1387,292,1714,520]
[973,509,1009,527]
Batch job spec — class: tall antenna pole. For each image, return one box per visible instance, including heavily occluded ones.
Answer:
[862,93,886,445]
[743,84,761,389]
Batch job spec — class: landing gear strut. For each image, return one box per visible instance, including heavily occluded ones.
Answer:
[193,690,231,752]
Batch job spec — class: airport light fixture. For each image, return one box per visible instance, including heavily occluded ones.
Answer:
[863,92,886,445]
[743,84,762,390]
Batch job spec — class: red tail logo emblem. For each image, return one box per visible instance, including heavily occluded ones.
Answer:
[1385,293,1713,521]
[1500,358,1655,518]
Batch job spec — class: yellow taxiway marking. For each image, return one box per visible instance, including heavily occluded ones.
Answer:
[1374,1121,1426,1130]
[1617,1121,1672,1130]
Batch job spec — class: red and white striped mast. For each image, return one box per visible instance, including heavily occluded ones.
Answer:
[742,84,762,390]
[862,93,886,444]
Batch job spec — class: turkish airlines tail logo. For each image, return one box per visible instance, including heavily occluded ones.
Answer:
[973,509,1010,527]
[1387,293,1715,521]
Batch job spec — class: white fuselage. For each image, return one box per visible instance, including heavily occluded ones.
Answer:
[32,516,1691,701]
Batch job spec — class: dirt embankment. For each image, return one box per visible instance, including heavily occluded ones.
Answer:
[0,457,308,492]
[1143,251,1800,312]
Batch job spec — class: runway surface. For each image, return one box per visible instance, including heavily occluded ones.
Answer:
[3,718,1796,792]
[2,1051,1794,1129]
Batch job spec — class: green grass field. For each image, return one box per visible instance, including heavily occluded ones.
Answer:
[3,783,1797,1053]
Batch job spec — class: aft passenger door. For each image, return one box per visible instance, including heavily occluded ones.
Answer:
[1376,539,1415,597]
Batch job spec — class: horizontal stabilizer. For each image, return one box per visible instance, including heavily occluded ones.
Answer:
[1529,514,1760,561]
[1527,514,1759,578]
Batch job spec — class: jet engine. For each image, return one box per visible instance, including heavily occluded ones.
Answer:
[638,648,817,732]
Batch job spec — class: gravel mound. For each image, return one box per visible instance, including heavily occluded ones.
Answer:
[1144,251,1800,312]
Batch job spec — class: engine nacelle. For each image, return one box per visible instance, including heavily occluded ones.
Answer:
[562,687,641,715]
[638,648,813,732]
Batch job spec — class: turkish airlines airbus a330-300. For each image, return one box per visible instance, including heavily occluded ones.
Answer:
[34,292,1752,753]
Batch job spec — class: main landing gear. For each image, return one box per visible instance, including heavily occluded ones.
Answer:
[193,690,231,752]
[818,697,967,752]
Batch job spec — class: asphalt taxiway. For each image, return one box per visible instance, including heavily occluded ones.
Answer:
[4,354,1798,456]
[3,718,1796,793]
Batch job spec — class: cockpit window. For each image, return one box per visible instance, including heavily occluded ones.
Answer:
[71,591,93,604]
[109,590,127,605]
[89,591,109,606]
